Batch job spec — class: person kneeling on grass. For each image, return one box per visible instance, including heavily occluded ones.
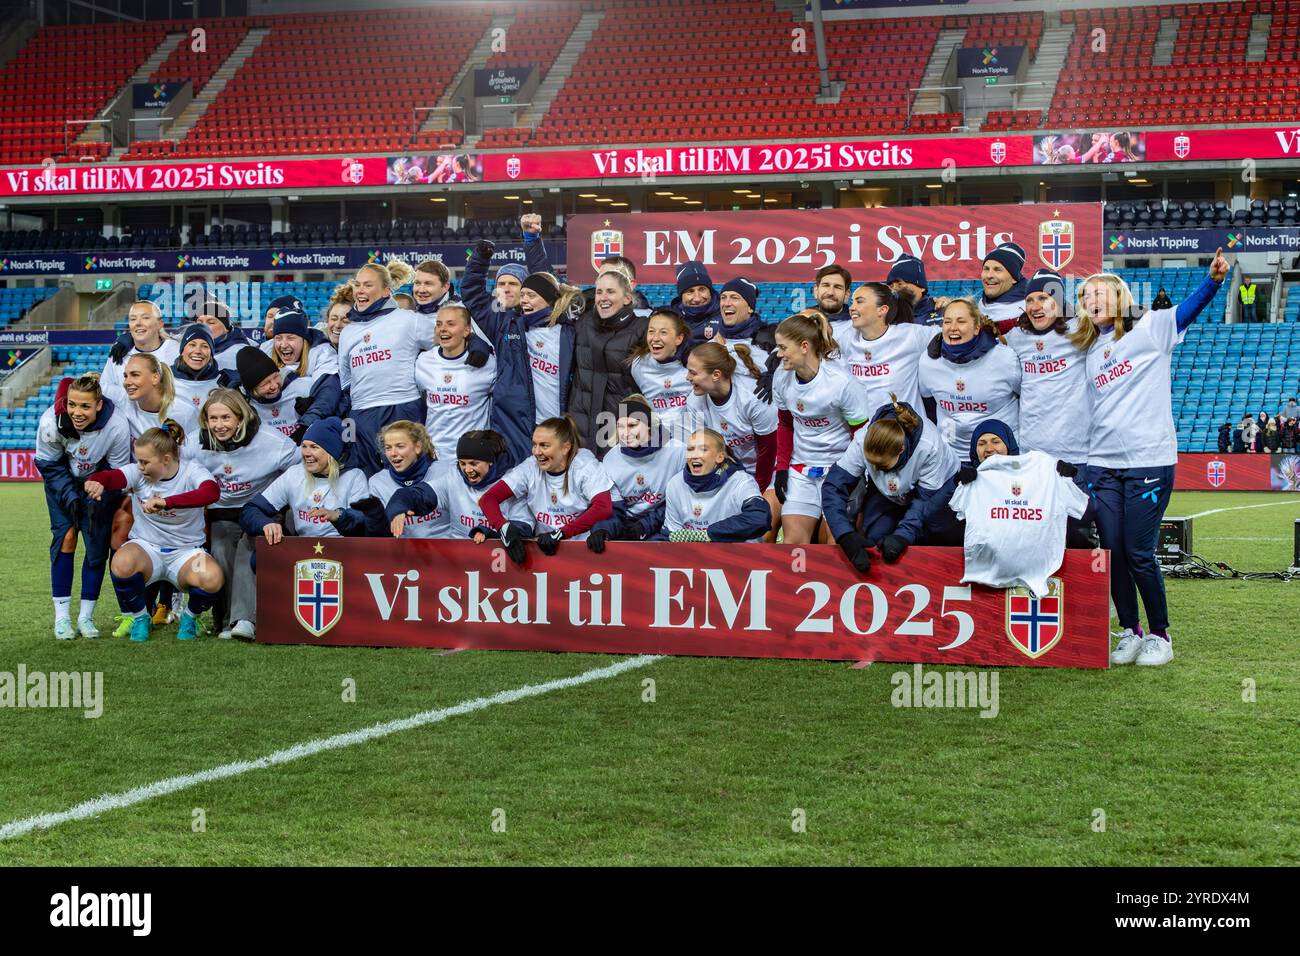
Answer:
[239,417,383,543]
[649,428,770,543]
[84,421,223,643]
[822,394,963,573]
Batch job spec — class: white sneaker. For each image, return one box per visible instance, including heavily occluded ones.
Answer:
[1110,629,1144,665]
[77,617,100,639]
[218,628,233,640]
[54,618,76,640]
[1135,635,1174,667]
[231,620,255,640]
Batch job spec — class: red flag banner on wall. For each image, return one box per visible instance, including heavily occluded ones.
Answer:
[257,540,1110,668]
[568,203,1102,284]
[1175,452,1300,491]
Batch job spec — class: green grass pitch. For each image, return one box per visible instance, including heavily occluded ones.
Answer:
[0,482,1297,865]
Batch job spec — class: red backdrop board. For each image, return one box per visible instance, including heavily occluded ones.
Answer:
[1175,452,1300,491]
[257,540,1110,668]
[0,450,37,481]
[567,203,1101,284]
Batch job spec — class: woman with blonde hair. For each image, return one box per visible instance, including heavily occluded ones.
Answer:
[323,283,353,349]
[772,310,872,545]
[336,259,438,475]
[187,388,297,640]
[84,420,223,643]
[1082,248,1229,668]
[101,298,178,405]
[569,268,648,456]
[371,419,452,539]
[262,306,339,380]
[919,297,1021,458]
[121,351,200,441]
[649,428,771,543]
[413,303,497,461]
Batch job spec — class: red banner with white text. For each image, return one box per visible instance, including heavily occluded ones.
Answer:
[0,450,37,481]
[568,203,1101,284]
[1175,452,1300,491]
[256,540,1110,668]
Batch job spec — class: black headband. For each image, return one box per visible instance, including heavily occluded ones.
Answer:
[456,433,499,463]
[521,274,559,305]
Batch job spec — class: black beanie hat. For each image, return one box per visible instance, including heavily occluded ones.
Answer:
[235,346,280,391]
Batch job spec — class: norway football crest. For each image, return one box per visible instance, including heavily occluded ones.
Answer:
[591,228,624,271]
[692,504,703,517]
[223,464,233,475]
[635,473,646,486]
[863,349,872,361]
[363,333,372,344]
[1005,577,1063,659]
[443,373,453,384]
[77,445,88,457]
[886,477,899,495]
[990,140,1007,165]
[271,406,280,418]
[1174,135,1191,159]
[796,401,805,413]
[341,159,364,185]
[1207,458,1226,487]
[506,155,522,180]
[1011,481,1022,497]
[192,395,201,407]
[294,558,342,637]
[1035,339,1045,352]
[1038,218,1075,270]
[955,378,966,393]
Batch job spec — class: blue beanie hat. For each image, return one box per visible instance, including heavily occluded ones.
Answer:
[969,418,1020,464]
[272,308,309,340]
[886,254,927,289]
[720,276,757,311]
[266,294,305,316]
[982,241,1026,280]
[303,417,346,462]
[496,262,528,285]
[1025,268,1065,306]
[676,260,714,296]
[180,323,214,352]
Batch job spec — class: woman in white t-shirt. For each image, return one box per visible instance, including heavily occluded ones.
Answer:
[100,298,178,405]
[650,428,771,543]
[372,420,453,540]
[413,303,497,461]
[837,282,933,411]
[585,395,683,551]
[478,415,615,562]
[918,298,1021,458]
[629,310,692,443]
[1080,248,1229,668]
[772,310,873,545]
[84,421,223,643]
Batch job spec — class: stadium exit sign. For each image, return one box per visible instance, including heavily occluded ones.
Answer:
[985,76,998,85]
[94,278,113,290]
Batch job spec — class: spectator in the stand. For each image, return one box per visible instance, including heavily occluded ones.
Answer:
[1281,414,1298,452]
[1256,411,1270,452]
[1239,278,1258,323]
[1232,416,1248,453]
[1242,414,1260,453]
[1217,420,1231,454]
[1264,418,1281,452]
[1283,396,1299,422]
[1152,288,1173,311]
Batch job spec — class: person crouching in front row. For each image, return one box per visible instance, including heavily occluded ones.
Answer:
[649,428,771,543]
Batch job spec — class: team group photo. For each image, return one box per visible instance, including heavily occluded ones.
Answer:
[0,0,1295,900]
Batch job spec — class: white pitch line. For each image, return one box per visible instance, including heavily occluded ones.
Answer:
[0,654,662,842]
[1185,497,1300,519]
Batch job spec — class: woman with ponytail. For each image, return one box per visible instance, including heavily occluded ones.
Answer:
[36,373,133,639]
[838,281,933,410]
[1082,248,1229,668]
[101,299,178,405]
[569,269,649,456]
[919,298,1021,457]
[516,270,583,426]
[478,415,615,563]
[585,395,683,552]
[121,351,200,441]
[261,306,340,380]
[370,420,454,539]
[83,420,223,643]
[772,310,873,544]
[650,428,771,543]
[628,309,692,442]
[188,388,297,640]
[440,430,532,541]
[822,392,962,573]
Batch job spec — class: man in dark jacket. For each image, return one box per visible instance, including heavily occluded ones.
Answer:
[1217,421,1232,454]
[567,270,649,457]
[1152,288,1173,310]
[461,217,555,465]
[887,255,942,326]
[1281,415,1298,452]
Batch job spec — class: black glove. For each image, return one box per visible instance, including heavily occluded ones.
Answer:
[108,332,131,364]
[956,464,978,484]
[926,333,942,360]
[500,522,526,565]
[774,469,788,505]
[536,528,563,556]
[474,238,496,259]
[753,370,774,404]
[879,534,908,564]
[836,531,872,574]
[465,345,489,369]
[586,528,609,554]
[294,396,313,414]
[1056,460,1078,478]
[289,422,308,445]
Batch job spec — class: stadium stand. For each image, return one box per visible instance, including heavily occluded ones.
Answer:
[0,287,57,329]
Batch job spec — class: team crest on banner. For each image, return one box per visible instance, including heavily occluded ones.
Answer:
[1207,459,1226,487]
[341,159,364,185]
[1038,218,1075,270]
[294,558,342,637]
[506,155,522,179]
[990,140,1007,165]
[1005,577,1063,659]
[1174,135,1191,159]
[591,228,624,270]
